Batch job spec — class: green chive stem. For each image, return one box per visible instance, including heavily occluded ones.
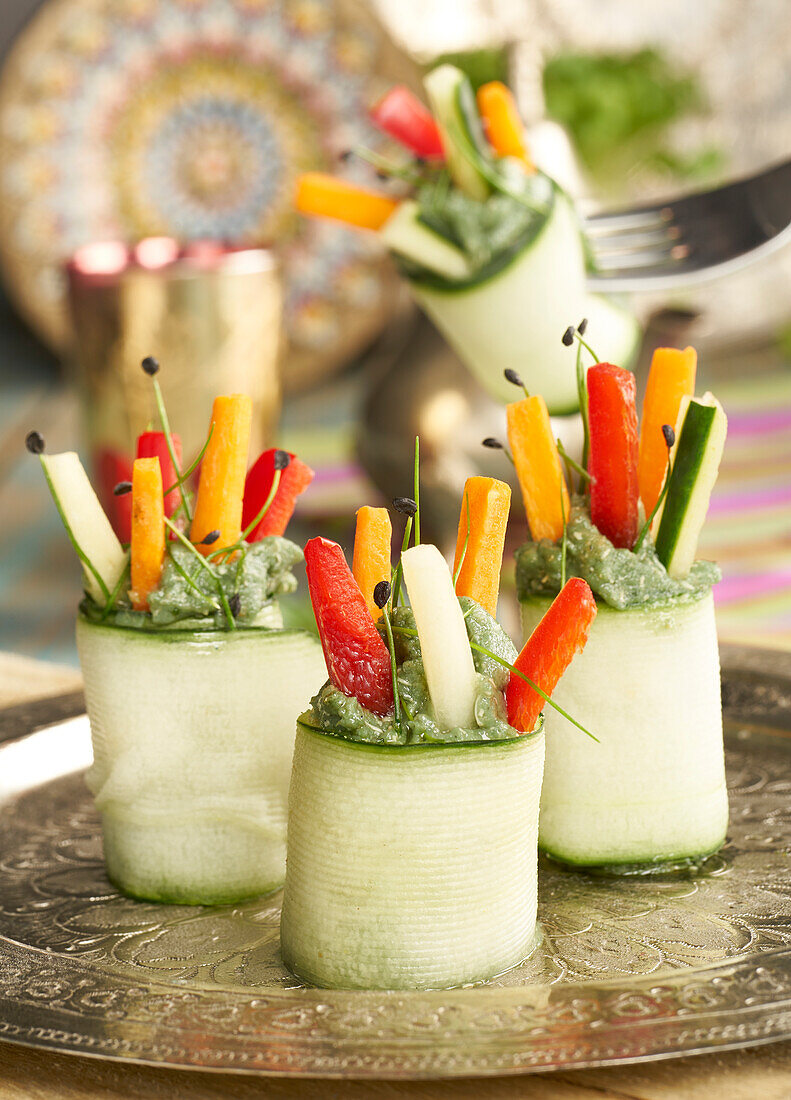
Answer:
[240,467,283,543]
[575,342,591,486]
[380,604,402,730]
[556,438,591,485]
[163,423,214,497]
[560,489,568,589]
[152,378,191,523]
[453,490,471,586]
[413,436,421,546]
[634,449,673,552]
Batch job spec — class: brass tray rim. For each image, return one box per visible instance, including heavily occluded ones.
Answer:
[0,642,790,1079]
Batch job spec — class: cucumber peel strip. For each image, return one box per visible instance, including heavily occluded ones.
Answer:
[39,454,114,604]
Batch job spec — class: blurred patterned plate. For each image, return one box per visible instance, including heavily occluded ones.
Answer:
[0,0,417,388]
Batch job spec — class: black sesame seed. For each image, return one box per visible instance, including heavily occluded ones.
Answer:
[375,170,389,182]
[25,430,45,454]
[273,449,291,471]
[373,580,391,609]
[482,437,504,450]
[228,593,242,617]
[393,496,418,517]
[662,424,676,448]
[339,149,353,162]
[561,326,575,347]
[577,317,588,336]
[113,481,132,496]
[414,156,427,168]
[199,529,221,545]
[503,368,524,388]
[141,355,160,376]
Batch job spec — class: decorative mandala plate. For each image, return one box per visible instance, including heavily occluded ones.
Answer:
[0,0,416,389]
[1,644,791,1079]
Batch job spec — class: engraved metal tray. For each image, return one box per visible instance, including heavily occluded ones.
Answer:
[1,644,791,1079]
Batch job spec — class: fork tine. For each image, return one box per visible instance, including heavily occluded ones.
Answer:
[588,225,682,255]
[593,244,691,272]
[585,207,673,233]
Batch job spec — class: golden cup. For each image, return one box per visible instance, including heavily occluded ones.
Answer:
[65,238,282,537]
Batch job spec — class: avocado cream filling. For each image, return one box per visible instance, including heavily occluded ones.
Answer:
[79,536,302,630]
[307,597,519,746]
[515,497,720,610]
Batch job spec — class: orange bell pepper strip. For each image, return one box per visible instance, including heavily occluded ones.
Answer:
[507,395,569,542]
[129,457,165,611]
[638,346,697,517]
[453,476,511,616]
[352,505,393,620]
[191,394,252,554]
[506,578,597,734]
[476,82,534,168]
[295,173,399,230]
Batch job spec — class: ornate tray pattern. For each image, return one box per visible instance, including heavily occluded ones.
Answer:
[1,645,791,1078]
[0,0,416,389]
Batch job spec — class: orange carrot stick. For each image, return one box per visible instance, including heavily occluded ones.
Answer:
[476,82,534,167]
[191,394,252,554]
[295,173,399,230]
[130,457,165,611]
[353,506,392,619]
[638,346,697,517]
[453,476,511,616]
[507,396,569,542]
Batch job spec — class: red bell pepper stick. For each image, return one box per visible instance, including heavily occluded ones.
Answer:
[242,449,315,540]
[506,578,596,733]
[369,85,445,160]
[304,537,394,717]
[136,431,183,518]
[95,447,133,543]
[587,363,640,549]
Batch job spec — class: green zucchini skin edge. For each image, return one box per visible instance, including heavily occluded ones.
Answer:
[295,714,543,753]
[540,836,727,875]
[655,400,717,569]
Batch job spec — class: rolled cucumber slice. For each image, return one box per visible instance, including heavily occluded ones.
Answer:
[408,193,641,413]
[520,592,727,869]
[281,723,545,990]
[40,451,127,604]
[424,64,490,201]
[653,393,728,579]
[77,618,327,904]
[380,201,472,281]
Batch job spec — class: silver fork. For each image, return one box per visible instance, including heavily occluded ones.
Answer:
[584,158,791,292]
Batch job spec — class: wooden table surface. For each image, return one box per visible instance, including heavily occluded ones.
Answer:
[2,652,791,1099]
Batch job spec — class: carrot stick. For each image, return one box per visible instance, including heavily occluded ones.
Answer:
[130,457,165,611]
[476,82,534,167]
[295,173,399,230]
[453,476,511,616]
[353,506,392,619]
[638,346,697,517]
[191,395,252,554]
[507,396,569,542]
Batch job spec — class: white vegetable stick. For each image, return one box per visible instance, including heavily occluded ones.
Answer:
[41,452,127,603]
[401,543,478,730]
